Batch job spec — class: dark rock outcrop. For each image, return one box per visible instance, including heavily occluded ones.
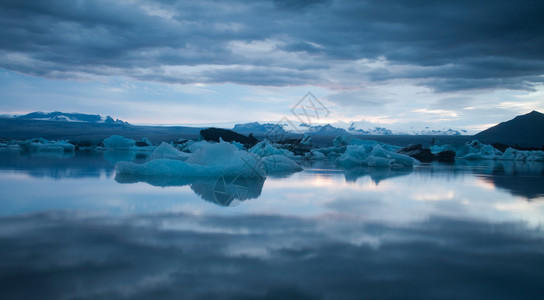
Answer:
[397,144,434,162]
[436,150,455,162]
[397,144,455,162]
[199,128,259,147]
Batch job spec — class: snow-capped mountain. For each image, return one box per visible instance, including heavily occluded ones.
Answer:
[411,128,465,135]
[232,122,286,135]
[348,123,393,135]
[300,124,349,135]
[15,112,128,124]
[233,121,467,137]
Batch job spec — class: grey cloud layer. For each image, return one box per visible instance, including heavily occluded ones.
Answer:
[1,0,543,90]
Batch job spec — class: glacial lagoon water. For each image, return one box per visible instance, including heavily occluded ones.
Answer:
[1,149,544,299]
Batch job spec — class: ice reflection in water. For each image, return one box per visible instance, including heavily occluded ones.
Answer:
[116,172,266,207]
[0,151,544,299]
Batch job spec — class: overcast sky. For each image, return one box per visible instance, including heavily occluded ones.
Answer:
[1,0,543,133]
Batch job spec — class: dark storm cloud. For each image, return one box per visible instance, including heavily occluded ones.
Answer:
[1,0,543,90]
[1,212,544,299]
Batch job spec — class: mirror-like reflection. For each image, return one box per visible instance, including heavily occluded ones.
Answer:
[0,149,114,178]
[0,212,543,300]
[116,173,266,207]
[423,160,544,200]
[1,151,544,299]
[2,149,543,202]
[191,176,265,207]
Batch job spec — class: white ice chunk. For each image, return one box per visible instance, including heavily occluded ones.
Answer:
[305,150,326,160]
[187,140,214,153]
[366,155,394,167]
[433,140,544,161]
[249,140,294,158]
[20,138,75,152]
[117,141,266,178]
[499,147,544,161]
[336,144,419,167]
[103,135,136,150]
[463,144,502,160]
[150,142,191,160]
[262,155,303,173]
[333,135,400,151]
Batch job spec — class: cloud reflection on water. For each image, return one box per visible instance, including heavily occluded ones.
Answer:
[0,212,543,300]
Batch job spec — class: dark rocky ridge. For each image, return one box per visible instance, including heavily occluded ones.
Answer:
[474,110,544,148]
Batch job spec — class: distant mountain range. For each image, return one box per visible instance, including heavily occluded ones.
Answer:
[232,122,463,136]
[348,123,394,135]
[474,110,544,148]
[232,122,285,135]
[301,124,349,136]
[0,112,201,142]
[410,128,466,136]
[2,110,542,148]
[16,111,128,124]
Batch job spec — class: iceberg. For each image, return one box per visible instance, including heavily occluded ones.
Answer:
[499,148,544,161]
[261,155,303,173]
[305,149,327,160]
[186,140,214,153]
[336,144,420,168]
[103,135,136,150]
[432,140,544,161]
[249,139,295,158]
[333,135,401,152]
[149,142,190,161]
[19,138,75,152]
[463,144,503,160]
[314,146,346,158]
[117,141,266,178]
[116,140,303,178]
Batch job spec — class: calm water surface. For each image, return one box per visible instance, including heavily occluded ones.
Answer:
[1,149,543,299]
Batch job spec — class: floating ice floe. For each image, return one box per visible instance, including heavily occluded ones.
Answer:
[432,140,544,161]
[103,135,136,150]
[304,149,327,160]
[336,144,420,167]
[220,137,244,150]
[261,155,304,173]
[186,140,215,153]
[249,139,296,159]
[19,138,75,152]
[313,146,346,159]
[117,142,264,177]
[333,135,401,152]
[116,141,303,178]
[149,142,190,160]
[499,148,544,161]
